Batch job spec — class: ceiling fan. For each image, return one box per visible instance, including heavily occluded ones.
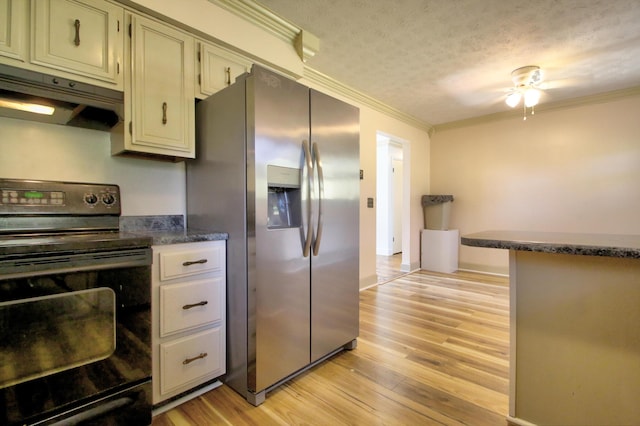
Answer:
[505,65,544,120]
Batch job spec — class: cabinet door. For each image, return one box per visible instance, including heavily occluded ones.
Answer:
[130,14,195,157]
[31,0,123,86]
[197,42,250,99]
[0,0,26,61]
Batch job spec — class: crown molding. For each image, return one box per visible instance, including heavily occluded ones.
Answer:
[433,85,640,132]
[207,0,433,133]
[206,0,299,42]
[303,66,433,133]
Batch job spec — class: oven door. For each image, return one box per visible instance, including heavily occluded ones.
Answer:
[0,248,152,426]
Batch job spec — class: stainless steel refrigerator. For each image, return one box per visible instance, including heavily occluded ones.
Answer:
[186,65,360,405]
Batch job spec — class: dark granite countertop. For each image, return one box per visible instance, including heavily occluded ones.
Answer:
[121,228,228,246]
[0,216,227,257]
[119,215,228,246]
[461,230,640,259]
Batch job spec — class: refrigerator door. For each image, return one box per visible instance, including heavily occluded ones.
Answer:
[309,89,360,362]
[249,67,312,392]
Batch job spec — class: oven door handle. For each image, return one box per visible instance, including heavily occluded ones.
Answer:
[0,248,151,280]
[47,395,134,425]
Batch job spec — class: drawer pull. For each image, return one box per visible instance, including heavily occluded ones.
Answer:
[182,258,208,266]
[182,301,208,310]
[183,352,208,365]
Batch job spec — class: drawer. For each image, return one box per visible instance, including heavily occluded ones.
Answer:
[159,244,223,281]
[159,327,224,395]
[160,277,223,337]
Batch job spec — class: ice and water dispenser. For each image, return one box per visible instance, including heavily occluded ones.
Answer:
[267,165,302,229]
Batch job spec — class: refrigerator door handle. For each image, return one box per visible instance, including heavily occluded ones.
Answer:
[312,142,324,256]
[302,140,314,257]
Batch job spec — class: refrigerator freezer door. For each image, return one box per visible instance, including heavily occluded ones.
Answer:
[309,89,360,362]
[249,67,312,393]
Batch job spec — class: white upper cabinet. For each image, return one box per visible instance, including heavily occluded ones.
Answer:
[111,13,195,159]
[196,41,251,99]
[0,0,26,61]
[31,0,123,85]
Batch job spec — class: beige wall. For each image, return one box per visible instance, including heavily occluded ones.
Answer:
[430,93,640,275]
[0,117,186,216]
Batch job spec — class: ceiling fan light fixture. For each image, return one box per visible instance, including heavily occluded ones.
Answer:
[505,65,544,119]
[524,87,541,107]
[505,91,522,108]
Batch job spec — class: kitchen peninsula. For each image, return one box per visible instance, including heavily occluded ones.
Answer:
[462,231,640,426]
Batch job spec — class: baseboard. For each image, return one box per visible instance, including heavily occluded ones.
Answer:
[506,415,538,426]
[457,262,509,277]
[359,274,378,290]
[402,261,420,272]
[152,381,223,416]
[457,267,509,278]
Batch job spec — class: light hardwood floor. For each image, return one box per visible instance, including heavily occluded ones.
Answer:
[376,253,407,283]
[153,270,509,425]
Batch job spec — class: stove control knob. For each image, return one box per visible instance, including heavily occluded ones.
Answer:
[102,193,116,205]
[84,193,98,205]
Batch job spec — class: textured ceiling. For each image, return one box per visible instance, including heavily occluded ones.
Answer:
[252,0,640,126]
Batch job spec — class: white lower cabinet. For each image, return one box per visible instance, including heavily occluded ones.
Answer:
[152,240,226,405]
[160,327,223,395]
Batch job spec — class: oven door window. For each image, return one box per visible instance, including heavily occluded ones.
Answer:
[0,288,116,389]
[0,264,151,425]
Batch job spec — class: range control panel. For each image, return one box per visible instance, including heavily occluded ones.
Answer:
[0,178,121,215]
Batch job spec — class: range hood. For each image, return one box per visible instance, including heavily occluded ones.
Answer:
[0,63,123,131]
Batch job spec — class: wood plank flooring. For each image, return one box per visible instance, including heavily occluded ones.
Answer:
[376,253,408,284]
[153,270,510,425]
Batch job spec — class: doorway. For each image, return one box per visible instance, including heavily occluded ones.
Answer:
[376,133,408,283]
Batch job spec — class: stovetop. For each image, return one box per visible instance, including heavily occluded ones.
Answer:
[0,179,152,257]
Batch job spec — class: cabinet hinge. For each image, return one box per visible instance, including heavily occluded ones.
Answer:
[117,20,120,32]
[117,62,120,74]
[129,121,132,135]
[198,74,201,85]
[128,23,132,38]
[197,50,201,62]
